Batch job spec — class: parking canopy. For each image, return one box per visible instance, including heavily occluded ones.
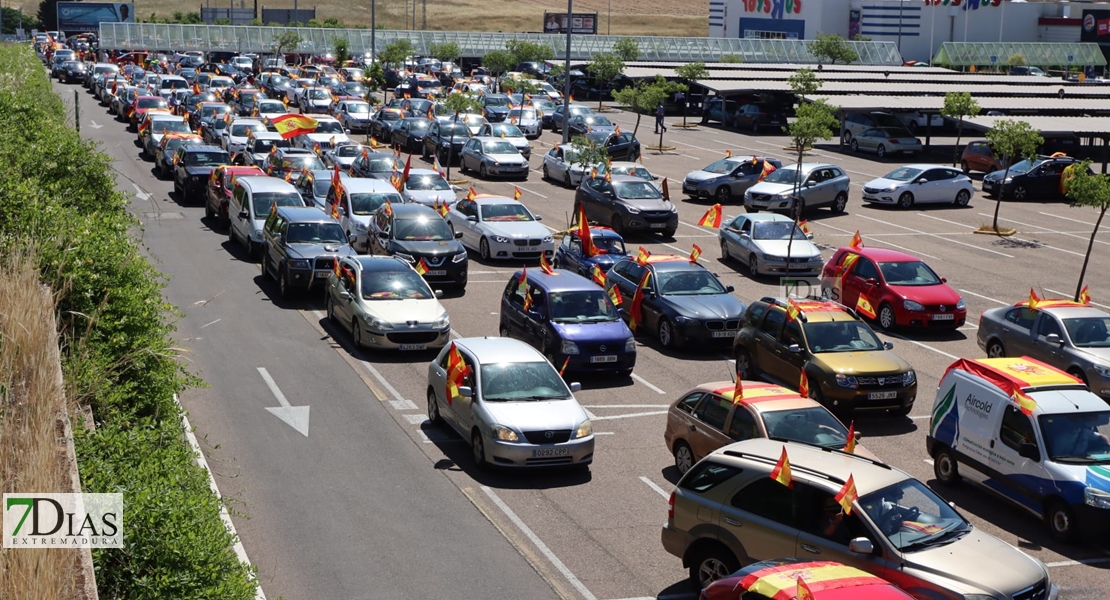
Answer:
[932,42,1107,68]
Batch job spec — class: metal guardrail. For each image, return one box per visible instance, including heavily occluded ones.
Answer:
[97,23,903,65]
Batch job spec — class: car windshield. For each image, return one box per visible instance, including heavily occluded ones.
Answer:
[350,192,400,215]
[1063,317,1110,348]
[804,321,884,353]
[762,167,800,184]
[510,109,537,120]
[654,270,726,295]
[210,77,233,87]
[269,75,288,86]
[334,145,361,157]
[761,407,849,449]
[752,221,808,241]
[1039,411,1110,463]
[252,138,290,153]
[407,174,450,191]
[312,179,333,196]
[612,166,652,179]
[153,121,190,134]
[882,167,924,182]
[394,216,452,241]
[251,192,301,217]
[137,98,167,109]
[305,89,329,99]
[700,159,736,175]
[282,156,325,171]
[361,269,433,300]
[480,203,533,222]
[441,124,471,137]
[584,116,613,127]
[614,181,663,200]
[479,361,570,401]
[406,120,430,131]
[491,124,524,137]
[231,123,265,136]
[482,141,519,154]
[380,111,403,121]
[484,96,510,107]
[594,237,625,255]
[858,479,970,552]
[346,102,370,114]
[185,151,229,166]
[368,158,398,173]
[284,221,346,244]
[315,121,344,134]
[549,290,619,323]
[416,80,441,90]
[165,138,201,152]
[345,84,367,95]
[878,261,942,286]
[1007,159,1037,175]
[201,105,229,117]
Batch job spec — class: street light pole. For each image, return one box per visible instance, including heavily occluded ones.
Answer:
[561,0,573,146]
[896,0,904,55]
[371,0,376,62]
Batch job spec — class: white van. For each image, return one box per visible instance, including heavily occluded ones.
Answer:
[927,356,1110,541]
[228,176,304,259]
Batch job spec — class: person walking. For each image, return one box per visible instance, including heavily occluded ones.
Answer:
[654,103,667,134]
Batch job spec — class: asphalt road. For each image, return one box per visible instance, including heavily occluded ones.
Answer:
[57,76,1110,600]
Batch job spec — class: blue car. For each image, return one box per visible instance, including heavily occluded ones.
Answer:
[499,268,636,377]
[552,226,628,277]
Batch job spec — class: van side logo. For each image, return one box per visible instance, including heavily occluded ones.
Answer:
[931,384,960,446]
[964,392,992,419]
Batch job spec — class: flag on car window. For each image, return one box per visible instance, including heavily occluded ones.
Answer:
[855,295,877,320]
[769,447,793,488]
[607,285,622,307]
[590,264,606,287]
[628,270,651,332]
[834,474,858,514]
[798,370,810,399]
[689,244,702,263]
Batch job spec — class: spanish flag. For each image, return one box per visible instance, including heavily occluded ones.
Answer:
[445,342,471,406]
[590,264,606,286]
[513,186,523,201]
[849,230,863,249]
[614,125,621,136]
[607,285,623,307]
[1012,388,1037,416]
[578,206,596,257]
[433,153,446,178]
[697,204,723,228]
[434,199,449,217]
[661,177,670,201]
[540,253,556,275]
[332,257,342,279]
[518,267,532,311]
[1028,288,1041,311]
[629,271,651,332]
[798,220,810,235]
[635,247,650,266]
[797,577,816,600]
[1080,285,1091,305]
[786,297,802,322]
[725,150,732,159]
[271,113,319,140]
[466,187,477,201]
[370,136,381,149]
[415,257,430,276]
[383,201,393,216]
[559,357,570,377]
[758,160,776,182]
[844,421,856,453]
[192,82,200,94]
[590,166,599,180]
[855,295,877,320]
[838,253,860,277]
[330,198,341,220]
[401,153,412,185]
[769,447,793,488]
[798,369,810,398]
[689,244,702,263]
[834,474,858,514]
[732,377,744,404]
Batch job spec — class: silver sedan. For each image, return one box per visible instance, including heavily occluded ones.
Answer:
[850,127,923,158]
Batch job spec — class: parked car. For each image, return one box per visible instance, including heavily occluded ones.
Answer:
[401,169,458,206]
[733,297,916,415]
[982,154,1088,201]
[583,130,641,162]
[849,128,923,158]
[476,123,531,159]
[575,174,679,237]
[960,140,1006,174]
[541,143,591,188]
[261,206,355,298]
[370,107,406,143]
[549,103,594,134]
[321,143,365,171]
[841,111,913,144]
[719,213,823,277]
[552,226,627,276]
[227,176,305,258]
[731,103,788,133]
[421,119,473,164]
[204,165,266,228]
[155,133,204,179]
[446,195,553,261]
[335,100,374,133]
[744,163,851,214]
[700,98,740,126]
[426,337,594,469]
[366,203,468,290]
[977,297,1110,396]
[662,438,1057,597]
[328,178,404,253]
[263,147,325,179]
[459,137,530,180]
[172,145,230,203]
[861,164,973,208]
[684,156,783,203]
[348,150,400,181]
[391,118,432,154]
[506,107,542,139]
[892,110,945,134]
[701,559,914,600]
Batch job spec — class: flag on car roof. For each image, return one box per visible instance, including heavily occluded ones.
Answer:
[1028,288,1041,311]
[689,245,701,263]
[769,447,793,488]
[758,159,776,182]
[849,230,863,249]
[786,297,802,322]
[1012,388,1037,416]
[725,150,732,159]
[466,187,477,201]
[798,370,810,399]
[590,264,606,286]
[732,377,744,404]
[540,254,556,275]
[635,247,650,266]
[1080,285,1091,305]
[844,421,857,453]
[402,153,412,184]
[271,113,319,139]
[697,204,723,228]
[834,474,858,514]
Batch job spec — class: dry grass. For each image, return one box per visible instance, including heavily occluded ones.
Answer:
[154,0,709,37]
[0,250,79,600]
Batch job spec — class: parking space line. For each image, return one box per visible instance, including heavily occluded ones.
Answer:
[975,214,1087,257]
[632,374,667,394]
[591,410,669,421]
[915,213,975,229]
[1045,557,1110,568]
[672,140,725,153]
[480,486,598,600]
[814,220,939,259]
[881,332,960,360]
[1046,289,1110,310]
[639,476,671,500]
[958,289,1009,306]
[856,214,1013,258]
[981,213,1108,246]
[1037,211,1100,227]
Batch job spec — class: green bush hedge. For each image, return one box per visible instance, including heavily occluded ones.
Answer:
[0,44,258,599]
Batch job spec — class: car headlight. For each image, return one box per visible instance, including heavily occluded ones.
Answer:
[1085,486,1110,509]
[542,235,553,244]
[1003,177,1013,184]
[573,420,593,439]
[491,424,520,442]
[776,192,793,200]
[432,313,450,329]
[903,370,916,386]
[287,259,311,269]
[904,299,925,311]
[884,186,898,193]
[352,221,368,232]
[625,206,641,214]
[624,337,636,352]
[492,235,510,244]
[562,340,580,355]
[452,252,467,263]
[673,316,694,325]
[963,595,997,600]
[394,252,414,263]
[1092,364,1110,378]
[956,298,966,310]
[366,316,394,331]
[835,373,858,388]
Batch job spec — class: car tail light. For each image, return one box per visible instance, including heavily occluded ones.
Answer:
[889,139,900,144]
[668,491,675,520]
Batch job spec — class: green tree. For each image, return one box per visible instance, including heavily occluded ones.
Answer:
[274,30,303,57]
[941,92,981,168]
[985,119,1043,232]
[720,53,743,64]
[366,62,385,92]
[808,33,858,65]
[36,0,60,29]
[3,7,42,33]
[427,42,461,63]
[587,52,624,110]
[482,50,516,91]
[787,67,820,100]
[1064,160,1110,301]
[441,94,484,180]
[333,36,351,66]
[378,39,413,69]
[786,99,839,203]
[612,75,684,139]
[613,38,640,63]
[181,11,202,24]
[568,134,609,174]
[1007,53,1027,67]
[505,39,553,65]
[674,62,708,127]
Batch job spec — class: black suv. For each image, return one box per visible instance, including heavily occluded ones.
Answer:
[367,204,468,291]
[261,206,356,298]
[173,145,230,202]
[981,155,1089,201]
[421,120,472,165]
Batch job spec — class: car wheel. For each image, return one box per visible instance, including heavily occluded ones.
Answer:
[204,199,214,219]
[954,189,971,207]
[876,144,887,158]
[960,160,971,174]
[715,186,731,203]
[734,349,756,379]
[471,429,488,470]
[673,441,694,476]
[878,303,896,330]
[427,388,443,426]
[326,294,336,322]
[833,192,848,213]
[542,164,550,180]
[986,339,1005,358]
[479,237,491,261]
[690,545,739,589]
[1068,368,1089,387]
[842,131,853,145]
[934,446,962,486]
[751,121,759,133]
[611,215,624,235]
[351,318,363,349]
[278,267,293,299]
[898,192,914,209]
[658,318,676,349]
[720,239,731,261]
[1046,500,1077,542]
[748,253,759,277]
[563,171,572,188]
[850,139,859,152]
[479,163,489,179]
[1012,185,1028,201]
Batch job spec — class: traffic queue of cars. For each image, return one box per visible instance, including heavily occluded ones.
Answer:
[65,50,1109,600]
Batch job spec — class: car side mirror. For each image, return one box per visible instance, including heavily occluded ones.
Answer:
[804,180,815,187]
[1044,333,1064,345]
[940,277,947,283]
[338,289,351,299]
[457,385,473,398]
[348,234,357,245]
[466,215,478,223]
[1018,442,1040,461]
[345,129,351,134]
[916,178,927,184]
[739,231,750,238]
[238,211,249,220]
[787,344,802,353]
[452,185,463,193]
[434,289,444,298]
[864,278,878,285]
[884,341,894,350]
[569,382,582,393]
[807,233,815,240]
[848,538,874,555]
[534,214,543,221]
[726,285,735,292]
[453,231,464,239]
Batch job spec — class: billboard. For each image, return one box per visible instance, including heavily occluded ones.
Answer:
[57,2,134,31]
[543,12,598,35]
[1081,9,1110,42]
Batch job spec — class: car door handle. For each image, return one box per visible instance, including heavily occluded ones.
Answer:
[688,423,697,431]
[800,543,820,554]
[723,517,743,527]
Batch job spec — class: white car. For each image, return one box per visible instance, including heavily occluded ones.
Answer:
[476,123,531,159]
[299,87,334,114]
[143,113,193,157]
[541,144,591,188]
[254,99,287,121]
[506,107,542,139]
[718,212,823,277]
[329,178,404,252]
[862,164,974,209]
[222,118,267,155]
[445,195,554,261]
[335,100,374,133]
[322,143,365,171]
[893,110,945,134]
[294,117,350,152]
[244,131,290,166]
[403,168,458,207]
[205,76,235,94]
[527,79,561,102]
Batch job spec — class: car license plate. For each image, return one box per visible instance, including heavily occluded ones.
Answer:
[982,181,994,190]
[533,447,569,457]
[931,313,955,320]
[399,343,427,351]
[869,391,898,400]
[712,331,737,338]
[590,355,618,363]
[650,223,667,229]
[426,269,446,276]
[523,247,537,252]
[315,271,330,278]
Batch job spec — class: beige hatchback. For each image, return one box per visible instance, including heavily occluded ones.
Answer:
[664,381,874,476]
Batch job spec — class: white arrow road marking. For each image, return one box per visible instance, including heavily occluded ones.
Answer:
[257,367,310,436]
[132,183,151,201]
[89,120,103,129]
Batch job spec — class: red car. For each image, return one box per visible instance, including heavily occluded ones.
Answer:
[820,246,965,330]
[205,165,266,229]
[702,559,914,600]
[129,95,170,132]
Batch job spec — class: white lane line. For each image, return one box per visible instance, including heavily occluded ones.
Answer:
[639,476,671,500]
[200,318,222,328]
[591,410,669,421]
[584,404,673,408]
[959,289,1009,306]
[632,373,667,394]
[403,414,427,424]
[1046,289,1110,310]
[924,458,934,466]
[814,220,939,259]
[662,242,696,258]
[1037,211,1100,227]
[915,213,976,229]
[910,415,930,420]
[258,367,292,406]
[672,139,726,153]
[672,234,718,238]
[856,214,1013,258]
[594,431,615,435]
[1046,556,1110,568]
[389,399,419,410]
[882,332,960,360]
[480,486,598,600]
